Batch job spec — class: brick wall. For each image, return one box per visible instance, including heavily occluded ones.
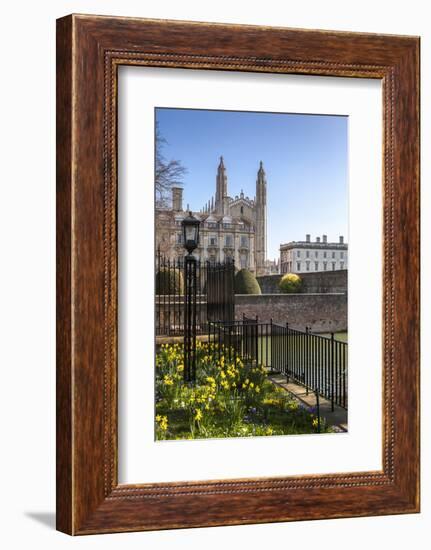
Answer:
[257,269,348,294]
[235,293,347,333]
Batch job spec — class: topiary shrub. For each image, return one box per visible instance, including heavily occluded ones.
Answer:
[156,268,184,295]
[234,269,261,294]
[279,273,302,293]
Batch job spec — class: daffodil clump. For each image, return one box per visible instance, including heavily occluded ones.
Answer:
[155,414,169,440]
[155,342,331,440]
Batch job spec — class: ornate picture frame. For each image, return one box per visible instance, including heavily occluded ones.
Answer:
[56,14,420,534]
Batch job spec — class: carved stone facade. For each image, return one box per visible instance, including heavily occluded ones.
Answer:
[155,157,268,275]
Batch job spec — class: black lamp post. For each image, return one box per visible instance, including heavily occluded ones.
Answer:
[181,212,200,383]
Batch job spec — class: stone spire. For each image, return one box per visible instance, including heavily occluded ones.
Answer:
[215,156,228,215]
[256,161,267,194]
[255,161,267,276]
[257,160,266,181]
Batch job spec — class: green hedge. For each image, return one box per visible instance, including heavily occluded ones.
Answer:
[156,268,184,295]
[234,269,261,295]
[279,273,302,293]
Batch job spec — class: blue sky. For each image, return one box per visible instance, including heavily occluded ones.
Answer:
[156,108,348,260]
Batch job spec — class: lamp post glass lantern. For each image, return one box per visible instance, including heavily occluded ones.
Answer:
[182,212,200,255]
[181,212,200,383]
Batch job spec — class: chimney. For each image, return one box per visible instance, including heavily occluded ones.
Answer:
[322,234,327,244]
[306,234,311,243]
[316,236,321,243]
[172,187,183,211]
[339,235,344,244]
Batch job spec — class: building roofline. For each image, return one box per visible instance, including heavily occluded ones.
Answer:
[280,241,348,250]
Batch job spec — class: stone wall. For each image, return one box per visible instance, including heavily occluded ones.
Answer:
[235,293,347,333]
[257,269,348,295]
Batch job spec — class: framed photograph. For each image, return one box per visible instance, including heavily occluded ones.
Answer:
[56,14,420,534]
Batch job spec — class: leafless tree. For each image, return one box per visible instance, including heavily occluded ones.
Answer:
[155,122,187,207]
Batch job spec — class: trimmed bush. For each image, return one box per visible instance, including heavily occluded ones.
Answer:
[156,268,184,295]
[279,273,302,293]
[234,269,261,294]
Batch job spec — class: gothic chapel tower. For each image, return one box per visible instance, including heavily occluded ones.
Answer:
[255,161,267,275]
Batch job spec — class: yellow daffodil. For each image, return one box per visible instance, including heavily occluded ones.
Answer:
[163,375,174,386]
[156,415,168,431]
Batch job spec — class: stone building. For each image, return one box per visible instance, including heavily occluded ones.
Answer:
[280,234,348,274]
[155,157,268,275]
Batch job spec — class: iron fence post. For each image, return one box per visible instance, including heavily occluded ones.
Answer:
[255,315,259,366]
[269,318,273,372]
[330,332,335,411]
[184,254,197,384]
[286,322,289,383]
[315,388,321,433]
[305,326,309,395]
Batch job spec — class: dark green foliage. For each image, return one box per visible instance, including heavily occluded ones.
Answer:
[156,268,184,295]
[234,269,261,295]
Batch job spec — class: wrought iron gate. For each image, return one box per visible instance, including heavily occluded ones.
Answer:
[206,259,235,325]
[155,252,235,336]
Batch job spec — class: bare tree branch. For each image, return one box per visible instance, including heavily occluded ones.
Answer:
[155,122,187,207]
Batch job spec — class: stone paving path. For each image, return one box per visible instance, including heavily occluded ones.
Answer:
[269,373,348,432]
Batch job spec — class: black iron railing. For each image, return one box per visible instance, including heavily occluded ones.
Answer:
[272,322,348,409]
[208,315,348,409]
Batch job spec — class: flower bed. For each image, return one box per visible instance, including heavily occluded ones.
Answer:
[155,342,331,440]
